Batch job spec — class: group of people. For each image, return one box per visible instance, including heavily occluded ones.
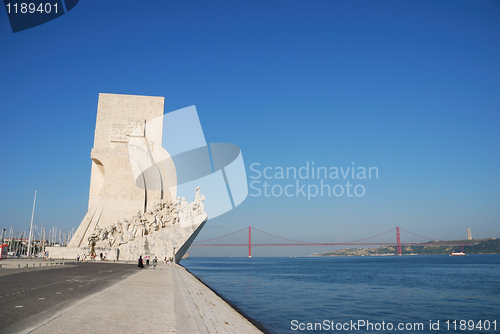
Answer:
[138,255,174,269]
[76,252,108,262]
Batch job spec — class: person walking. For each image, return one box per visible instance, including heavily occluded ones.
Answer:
[138,255,144,269]
[153,256,158,270]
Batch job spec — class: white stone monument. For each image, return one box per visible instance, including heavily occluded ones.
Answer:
[47,93,207,262]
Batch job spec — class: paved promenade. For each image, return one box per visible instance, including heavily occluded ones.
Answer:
[1,260,264,334]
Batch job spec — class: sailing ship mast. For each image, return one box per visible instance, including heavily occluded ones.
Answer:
[27,191,37,256]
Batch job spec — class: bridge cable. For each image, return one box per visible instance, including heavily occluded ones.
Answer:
[193,226,249,244]
[399,228,435,241]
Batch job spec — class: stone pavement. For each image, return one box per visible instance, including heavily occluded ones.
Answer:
[23,263,264,334]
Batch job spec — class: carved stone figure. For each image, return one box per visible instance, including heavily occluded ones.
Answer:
[191,186,206,215]
[106,226,115,247]
[117,219,134,245]
[179,197,191,222]
[162,211,173,227]
[146,211,159,233]
[91,187,206,248]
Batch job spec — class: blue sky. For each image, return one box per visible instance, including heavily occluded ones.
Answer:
[1,0,499,256]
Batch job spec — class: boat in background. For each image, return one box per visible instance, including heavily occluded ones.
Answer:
[450,251,465,256]
[450,243,466,256]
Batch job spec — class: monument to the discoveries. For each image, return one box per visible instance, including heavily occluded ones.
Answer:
[48,93,207,262]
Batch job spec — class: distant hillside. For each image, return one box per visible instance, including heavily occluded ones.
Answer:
[314,238,500,257]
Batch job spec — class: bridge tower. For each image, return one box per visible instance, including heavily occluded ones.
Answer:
[248,226,252,258]
[396,227,402,255]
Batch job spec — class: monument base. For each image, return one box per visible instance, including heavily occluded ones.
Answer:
[45,246,119,261]
[46,214,207,262]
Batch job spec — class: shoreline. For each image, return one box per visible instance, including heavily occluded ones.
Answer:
[180,264,271,334]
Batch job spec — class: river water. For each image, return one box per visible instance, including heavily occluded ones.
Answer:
[182,255,500,333]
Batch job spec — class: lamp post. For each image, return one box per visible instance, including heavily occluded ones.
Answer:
[173,246,176,265]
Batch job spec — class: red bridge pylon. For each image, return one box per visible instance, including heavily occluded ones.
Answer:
[396,226,402,255]
[248,226,252,258]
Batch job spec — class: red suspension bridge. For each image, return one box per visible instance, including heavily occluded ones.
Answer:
[192,226,473,257]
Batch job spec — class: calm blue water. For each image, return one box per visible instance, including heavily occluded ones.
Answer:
[182,255,500,334]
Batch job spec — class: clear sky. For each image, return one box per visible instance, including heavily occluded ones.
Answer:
[1,0,499,257]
